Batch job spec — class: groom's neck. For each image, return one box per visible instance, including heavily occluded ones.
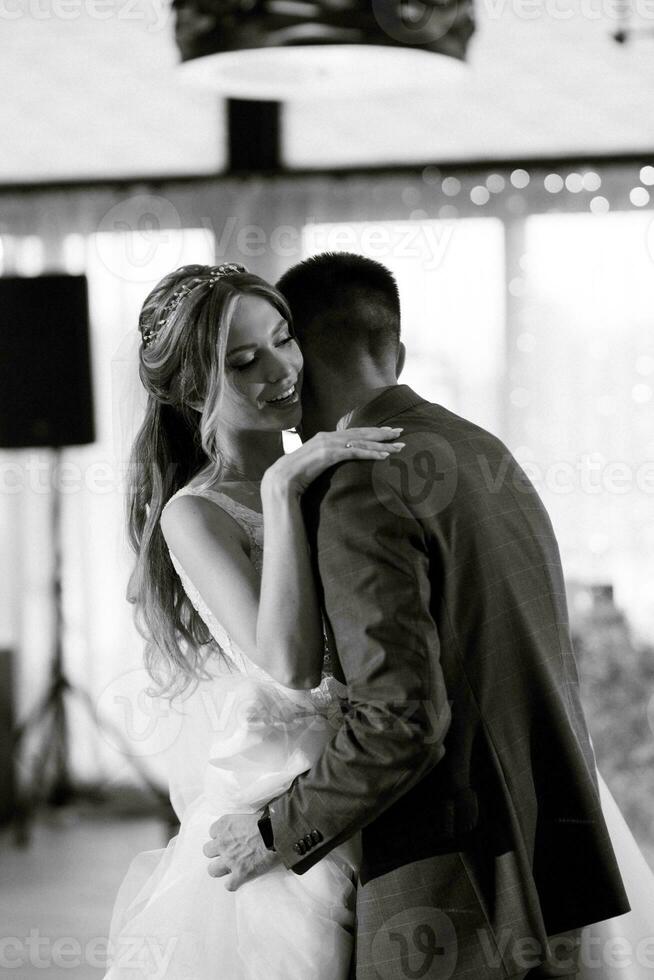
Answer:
[301,379,398,439]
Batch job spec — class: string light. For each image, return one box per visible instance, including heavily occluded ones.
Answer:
[398,164,648,218]
[565,173,584,193]
[470,185,490,205]
[510,169,530,189]
[590,196,610,214]
[422,166,441,185]
[486,173,506,193]
[544,174,564,193]
[422,167,441,185]
[441,177,461,197]
[582,171,602,192]
[629,187,650,207]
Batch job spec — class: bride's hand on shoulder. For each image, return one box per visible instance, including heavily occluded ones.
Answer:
[262,427,405,499]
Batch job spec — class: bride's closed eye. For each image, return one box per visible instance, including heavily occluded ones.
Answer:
[230,336,296,371]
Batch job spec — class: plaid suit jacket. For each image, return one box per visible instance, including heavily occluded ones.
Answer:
[270,385,629,975]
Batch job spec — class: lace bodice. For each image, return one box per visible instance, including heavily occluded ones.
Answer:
[162,484,340,711]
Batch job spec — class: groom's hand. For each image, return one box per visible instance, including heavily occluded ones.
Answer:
[203,812,280,891]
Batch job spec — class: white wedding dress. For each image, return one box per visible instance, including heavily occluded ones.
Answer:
[578,778,654,980]
[104,486,359,979]
[104,484,654,980]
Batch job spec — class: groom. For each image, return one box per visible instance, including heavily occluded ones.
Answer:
[204,252,630,978]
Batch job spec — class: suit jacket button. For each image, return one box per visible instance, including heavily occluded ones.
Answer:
[310,830,321,844]
[293,843,302,854]
[303,834,313,848]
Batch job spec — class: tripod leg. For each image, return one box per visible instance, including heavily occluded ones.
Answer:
[48,684,74,807]
[13,694,58,846]
[72,683,171,809]
[12,683,61,751]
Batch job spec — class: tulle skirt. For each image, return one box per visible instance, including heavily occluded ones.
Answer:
[103,668,358,980]
[577,774,654,980]
[104,795,357,979]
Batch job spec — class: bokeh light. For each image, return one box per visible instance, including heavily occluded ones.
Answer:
[441,177,461,197]
[544,173,564,193]
[629,187,650,207]
[582,171,602,192]
[510,169,530,189]
[590,196,610,214]
[565,172,584,193]
[486,173,506,194]
[471,185,490,205]
[422,166,441,185]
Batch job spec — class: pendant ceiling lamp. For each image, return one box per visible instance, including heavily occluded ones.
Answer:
[173,0,474,100]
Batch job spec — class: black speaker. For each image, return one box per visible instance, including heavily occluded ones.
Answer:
[0,274,95,448]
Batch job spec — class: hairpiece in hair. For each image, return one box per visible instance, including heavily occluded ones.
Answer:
[141,262,247,349]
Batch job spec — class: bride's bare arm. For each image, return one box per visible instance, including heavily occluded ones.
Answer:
[160,427,404,690]
[256,477,324,688]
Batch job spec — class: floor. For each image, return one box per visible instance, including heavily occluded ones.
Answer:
[2,805,652,980]
[0,812,170,980]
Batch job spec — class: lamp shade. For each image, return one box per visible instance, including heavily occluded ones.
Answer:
[173,0,474,100]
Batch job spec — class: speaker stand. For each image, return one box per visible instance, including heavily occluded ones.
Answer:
[11,448,173,846]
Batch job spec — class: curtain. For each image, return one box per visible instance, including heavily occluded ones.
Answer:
[0,168,651,805]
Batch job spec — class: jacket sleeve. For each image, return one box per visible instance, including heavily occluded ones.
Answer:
[269,459,451,873]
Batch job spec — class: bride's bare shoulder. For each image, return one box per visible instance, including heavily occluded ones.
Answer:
[160,490,249,558]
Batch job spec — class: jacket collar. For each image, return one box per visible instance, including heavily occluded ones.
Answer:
[337,384,427,430]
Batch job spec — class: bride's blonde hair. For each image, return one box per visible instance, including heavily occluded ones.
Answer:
[126,263,291,697]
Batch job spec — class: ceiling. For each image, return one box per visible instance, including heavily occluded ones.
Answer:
[1,0,653,183]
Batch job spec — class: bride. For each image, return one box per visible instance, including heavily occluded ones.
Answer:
[105,262,402,979]
[106,261,654,980]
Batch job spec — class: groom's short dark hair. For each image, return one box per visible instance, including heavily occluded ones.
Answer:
[276,252,401,366]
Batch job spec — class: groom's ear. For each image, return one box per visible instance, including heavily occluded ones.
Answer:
[396,342,406,379]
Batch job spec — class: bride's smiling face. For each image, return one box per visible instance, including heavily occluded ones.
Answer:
[220,293,303,431]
